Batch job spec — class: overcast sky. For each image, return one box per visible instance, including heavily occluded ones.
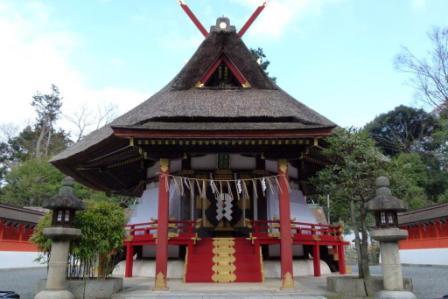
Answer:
[0,0,447,140]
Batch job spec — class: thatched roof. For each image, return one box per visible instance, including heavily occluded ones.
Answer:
[52,30,334,161]
[50,23,336,195]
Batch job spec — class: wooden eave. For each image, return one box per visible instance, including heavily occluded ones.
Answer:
[111,127,333,139]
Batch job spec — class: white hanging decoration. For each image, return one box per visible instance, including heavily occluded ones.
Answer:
[226,181,234,200]
[237,179,243,195]
[261,177,267,194]
[216,194,225,221]
[201,180,207,198]
[172,176,180,194]
[223,193,233,221]
[183,177,190,190]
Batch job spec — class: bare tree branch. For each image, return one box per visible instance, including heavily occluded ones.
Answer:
[395,27,448,112]
[65,103,117,142]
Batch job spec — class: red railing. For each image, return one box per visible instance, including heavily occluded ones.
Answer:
[251,219,345,246]
[125,220,197,245]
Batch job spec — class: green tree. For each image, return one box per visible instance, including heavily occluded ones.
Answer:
[312,128,384,279]
[250,47,277,82]
[364,105,438,156]
[6,125,71,162]
[430,114,448,171]
[386,153,428,209]
[31,200,126,278]
[0,158,64,206]
[32,85,64,158]
[0,158,130,207]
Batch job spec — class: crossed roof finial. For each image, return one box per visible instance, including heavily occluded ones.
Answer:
[177,0,267,38]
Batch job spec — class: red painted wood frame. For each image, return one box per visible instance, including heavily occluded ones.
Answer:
[312,243,321,277]
[278,160,294,287]
[238,1,267,37]
[155,160,170,289]
[197,55,250,87]
[0,220,39,252]
[400,220,448,250]
[178,1,208,38]
[251,220,348,276]
[123,220,196,278]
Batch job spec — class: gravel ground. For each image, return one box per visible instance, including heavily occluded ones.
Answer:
[0,267,46,299]
[1,265,447,299]
[352,264,448,299]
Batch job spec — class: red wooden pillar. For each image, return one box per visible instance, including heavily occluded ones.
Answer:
[312,244,321,277]
[18,224,24,242]
[155,159,170,290]
[278,159,294,289]
[125,242,134,278]
[0,220,4,241]
[435,221,441,239]
[418,224,423,239]
[338,244,346,274]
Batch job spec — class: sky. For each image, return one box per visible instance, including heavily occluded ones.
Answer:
[0,0,447,140]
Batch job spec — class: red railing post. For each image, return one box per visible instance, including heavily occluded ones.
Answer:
[338,244,346,274]
[313,244,321,277]
[125,242,134,278]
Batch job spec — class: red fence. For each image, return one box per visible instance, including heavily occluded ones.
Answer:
[400,220,448,249]
[124,220,197,246]
[250,219,346,246]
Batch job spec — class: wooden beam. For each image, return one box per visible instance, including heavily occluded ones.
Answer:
[238,1,267,37]
[178,0,208,37]
[112,128,333,139]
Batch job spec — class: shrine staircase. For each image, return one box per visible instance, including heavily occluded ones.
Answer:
[185,237,263,283]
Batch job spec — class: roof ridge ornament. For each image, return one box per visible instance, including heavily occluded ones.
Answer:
[211,16,235,33]
[177,0,267,38]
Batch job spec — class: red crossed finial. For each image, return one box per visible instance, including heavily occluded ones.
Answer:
[238,1,267,37]
[177,0,267,38]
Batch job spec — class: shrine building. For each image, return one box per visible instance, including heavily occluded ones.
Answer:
[51,3,347,289]
[0,203,45,268]
[399,202,448,266]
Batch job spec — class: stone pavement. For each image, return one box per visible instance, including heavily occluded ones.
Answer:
[0,267,46,299]
[111,276,337,299]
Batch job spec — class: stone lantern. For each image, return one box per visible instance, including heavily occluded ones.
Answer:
[366,176,416,299]
[35,177,84,299]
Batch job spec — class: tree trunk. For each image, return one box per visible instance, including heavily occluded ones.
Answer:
[350,200,364,278]
[35,123,46,158]
[359,202,370,278]
[44,126,52,157]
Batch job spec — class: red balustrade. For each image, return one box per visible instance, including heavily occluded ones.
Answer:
[251,220,346,245]
[124,220,197,246]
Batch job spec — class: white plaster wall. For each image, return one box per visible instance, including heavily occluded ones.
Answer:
[146,161,160,179]
[269,244,304,258]
[399,248,448,266]
[191,154,217,169]
[265,160,277,173]
[229,154,256,170]
[127,182,181,258]
[170,159,182,173]
[128,182,181,224]
[0,251,45,269]
[267,188,318,224]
